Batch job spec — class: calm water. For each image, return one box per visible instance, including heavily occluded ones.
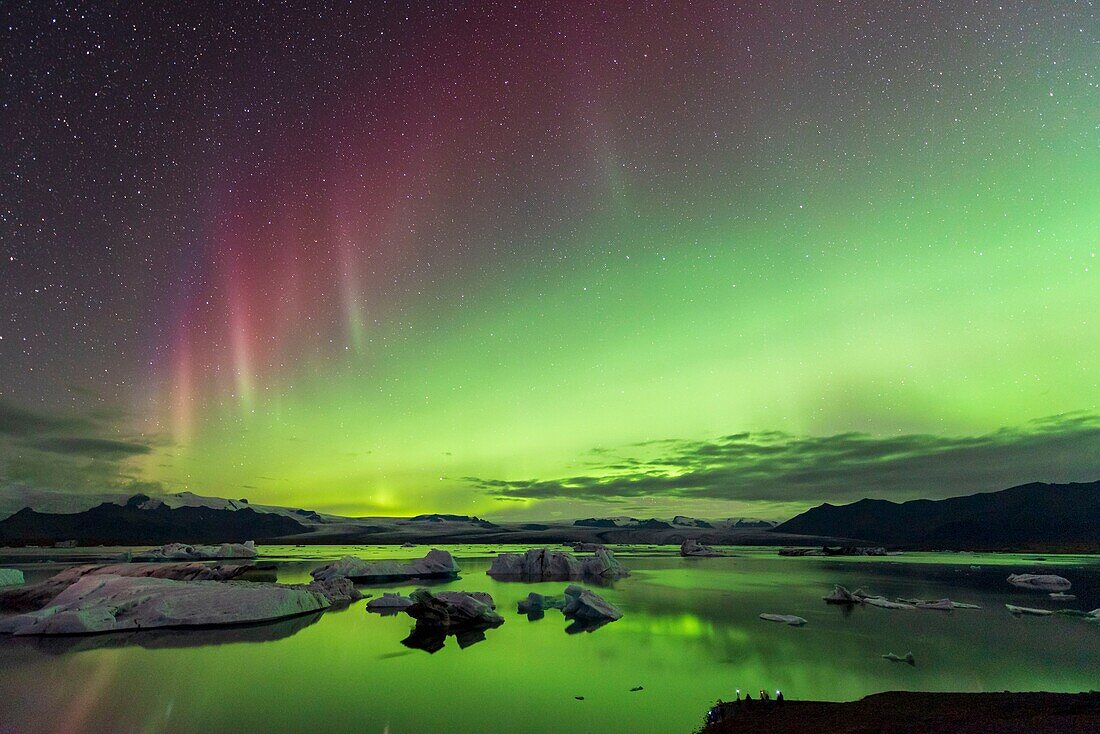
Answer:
[0,546,1098,733]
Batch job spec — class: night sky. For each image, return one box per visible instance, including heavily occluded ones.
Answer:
[1,1,1097,519]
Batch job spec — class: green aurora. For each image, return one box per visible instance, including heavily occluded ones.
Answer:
[2,2,1098,518]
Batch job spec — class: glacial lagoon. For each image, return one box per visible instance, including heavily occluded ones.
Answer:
[0,546,1097,733]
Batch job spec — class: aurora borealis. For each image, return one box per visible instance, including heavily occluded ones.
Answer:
[1,1,1097,519]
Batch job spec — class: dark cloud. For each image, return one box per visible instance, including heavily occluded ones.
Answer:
[468,413,1100,506]
[0,399,161,493]
[0,400,91,437]
[33,437,152,458]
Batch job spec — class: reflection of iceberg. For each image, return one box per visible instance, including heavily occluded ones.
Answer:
[400,621,496,653]
[565,617,614,634]
[13,611,324,655]
[395,589,504,653]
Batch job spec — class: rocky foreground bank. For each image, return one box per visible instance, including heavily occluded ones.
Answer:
[700,692,1100,734]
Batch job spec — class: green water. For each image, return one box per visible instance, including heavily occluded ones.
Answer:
[0,546,1097,733]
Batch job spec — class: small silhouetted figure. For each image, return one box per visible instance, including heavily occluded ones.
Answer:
[777,691,785,702]
[735,690,742,702]
[744,693,752,703]
[759,689,770,701]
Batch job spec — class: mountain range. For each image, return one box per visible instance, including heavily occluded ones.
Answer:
[0,494,310,546]
[2,480,1096,549]
[0,490,799,547]
[773,480,1100,551]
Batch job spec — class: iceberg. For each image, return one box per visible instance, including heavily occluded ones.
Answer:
[823,585,860,604]
[0,569,24,587]
[759,613,808,626]
[487,548,629,581]
[0,561,256,613]
[311,550,459,583]
[861,596,914,610]
[1007,574,1071,591]
[561,584,622,632]
[680,539,721,557]
[405,589,503,627]
[895,598,980,610]
[135,541,258,561]
[517,592,565,616]
[0,575,337,636]
[365,592,414,611]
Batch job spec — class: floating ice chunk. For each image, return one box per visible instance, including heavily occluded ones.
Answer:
[1006,604,1053,616]
[366,592,414,611]
[312,550,459,582]
[759,613,807,626]
[1007,574,1071,591]
[0,575,334,636]
[0,569,24,587]
[680,539,722,557]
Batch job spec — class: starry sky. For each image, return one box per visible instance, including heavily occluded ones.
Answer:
[1,1,1097,520]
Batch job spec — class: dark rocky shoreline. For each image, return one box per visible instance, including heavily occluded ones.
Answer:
[700,691,1100,734]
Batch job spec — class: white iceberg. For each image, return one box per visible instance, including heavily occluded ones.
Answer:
[680,539,721,557]
[487,548,628,581]
[365,592,414,611]
[914,599,955,611]
[0,575,335,636]
[0,561,256,612]
[311,549,459,582]
[1007,574,1071,591]
[136,541,258,561]
[862,596,914,610]
[563,585,624,625]
[897,597,981,610]
[1006,604,1053,616]
[823,585,860,604]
